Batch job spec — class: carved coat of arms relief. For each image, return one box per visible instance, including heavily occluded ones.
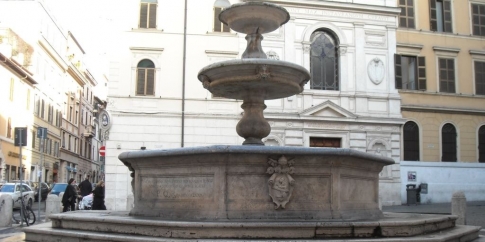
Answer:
[267,156,295,209]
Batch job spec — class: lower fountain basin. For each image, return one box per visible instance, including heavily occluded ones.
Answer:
[197,59,310,100]
[119,145,394,221]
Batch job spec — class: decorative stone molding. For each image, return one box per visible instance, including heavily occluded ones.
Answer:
[367,57,385,85]
[266,50,280,60]
[338,46,347,55]
[267,156,295,209]
[365,31,386,47]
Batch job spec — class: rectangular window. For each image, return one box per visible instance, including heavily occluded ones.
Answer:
[395,55,426,90]
[68,135,71,150]
[34,97,40,116]
[32,131,36,149]
[7,118,12,139]
[9,78,14,101]
[139,2,157,29]
[309,137,341,148]
[399,0,415,28]
[213,7,230,32]
[472,4,485,36]
[27,89,30,110]
[430,0,453,33]
[439,58,455,93]
[41,99,45,119]
[475,61,485,95]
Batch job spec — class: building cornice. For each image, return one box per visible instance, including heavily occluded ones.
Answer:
[397,43,423,50]
[0,52,37,85]
[129,47,164,52]
[38,35,68,71]
[245,0,401,15]
[470,50,485,56]
[401,105,485,116]
[433,46,461,53]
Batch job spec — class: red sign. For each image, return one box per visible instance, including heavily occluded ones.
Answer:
[99,146,106,157]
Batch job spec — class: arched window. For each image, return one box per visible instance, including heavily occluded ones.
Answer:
[310,30,339,90]
[136,59,155,96]
[442,123,457,162]
[139,0,157,29]
[213,0,230,32]
[403,121,420,161]
[479,125,485,163]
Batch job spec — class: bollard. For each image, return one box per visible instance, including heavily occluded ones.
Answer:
[451,191,467,225]
[0,194,13,227]
[127,194,134,211]
[45,194,61,221]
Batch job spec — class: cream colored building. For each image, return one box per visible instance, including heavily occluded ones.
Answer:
[396,0,485,203]
[0,0,105,185]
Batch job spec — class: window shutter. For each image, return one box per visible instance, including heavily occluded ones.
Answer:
[447,59,455,93]
[146,69,155,95]
[443,0,453,33]
[476,61,485,95]
[429,0,437,31]
[148,3,157,29]
[214,7,222,32]
[395,54,403,89]
[137,69,146,95]
[417,56,426,90]
[139,3,148,28]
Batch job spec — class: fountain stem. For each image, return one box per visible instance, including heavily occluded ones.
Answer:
[242,32,267,59]
[236,89,270,145]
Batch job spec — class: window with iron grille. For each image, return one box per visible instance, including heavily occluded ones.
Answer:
[430,0,453,33]
[472,4,485,36]
[395,55,426,90]
[139,0,157,29]
[399,0,415,28]
[475,61,485,95]
[479,125,485,163]
[403,121,420,161]
[136,59,156,96]
[441,123,457,162]
[309,137,341,148]
[439,58,455,93]
[310,30,339,90]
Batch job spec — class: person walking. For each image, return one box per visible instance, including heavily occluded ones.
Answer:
[62,178,77,212]
[92,180,106,210]
[78,175,92,197]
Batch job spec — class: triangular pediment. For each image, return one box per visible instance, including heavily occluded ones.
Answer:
[300,100,357,119]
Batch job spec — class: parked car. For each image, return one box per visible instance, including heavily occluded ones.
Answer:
[49,183,80,197]
[0,183,35,208]
[32,182,50,202]
[10,180,35,189]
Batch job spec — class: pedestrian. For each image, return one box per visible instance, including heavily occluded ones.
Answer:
[92,180,106,210]
[62,178,77,212]
[78,175,92,197]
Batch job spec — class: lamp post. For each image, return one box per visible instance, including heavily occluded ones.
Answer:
[37,127,47,221]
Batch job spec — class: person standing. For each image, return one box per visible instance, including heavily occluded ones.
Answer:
[92,180,106,210]
[62,178,77,212]
[78,175,92,197]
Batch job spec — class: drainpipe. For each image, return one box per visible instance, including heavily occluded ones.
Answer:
[181,0,188,147]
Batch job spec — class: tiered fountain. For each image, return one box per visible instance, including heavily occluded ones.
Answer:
[24,2,481,241]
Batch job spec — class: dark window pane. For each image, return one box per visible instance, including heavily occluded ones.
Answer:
[479,126,485,162]
[441,123,457,162]
[310,30,339,90]
[148,4,157,28]
[214,7,222,32]
[139,3,148,28]
[136,69,146,95]
[403,121,420,161]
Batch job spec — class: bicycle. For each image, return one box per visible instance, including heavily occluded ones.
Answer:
[12,195,36,226]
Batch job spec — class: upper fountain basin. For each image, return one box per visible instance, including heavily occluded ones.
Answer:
[198,59,310,100]
[220,2,290,34]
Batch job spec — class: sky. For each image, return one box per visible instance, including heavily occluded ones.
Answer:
[44,0,118,79]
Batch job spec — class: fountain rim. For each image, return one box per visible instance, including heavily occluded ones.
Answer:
[118,145,395,166]
[219,2,290,28]
[197,58,311,80]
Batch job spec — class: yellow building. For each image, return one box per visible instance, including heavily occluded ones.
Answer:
[0,28,36,182]
[397,0,485,163]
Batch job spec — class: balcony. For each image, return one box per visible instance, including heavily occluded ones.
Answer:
[83,125,95,138]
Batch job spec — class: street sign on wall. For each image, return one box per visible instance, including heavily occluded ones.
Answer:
[100,146,106,157]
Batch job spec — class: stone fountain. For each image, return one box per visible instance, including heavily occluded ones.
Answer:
[23,2,481,241]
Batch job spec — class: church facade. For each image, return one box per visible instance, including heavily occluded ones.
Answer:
[103,0,404,210]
